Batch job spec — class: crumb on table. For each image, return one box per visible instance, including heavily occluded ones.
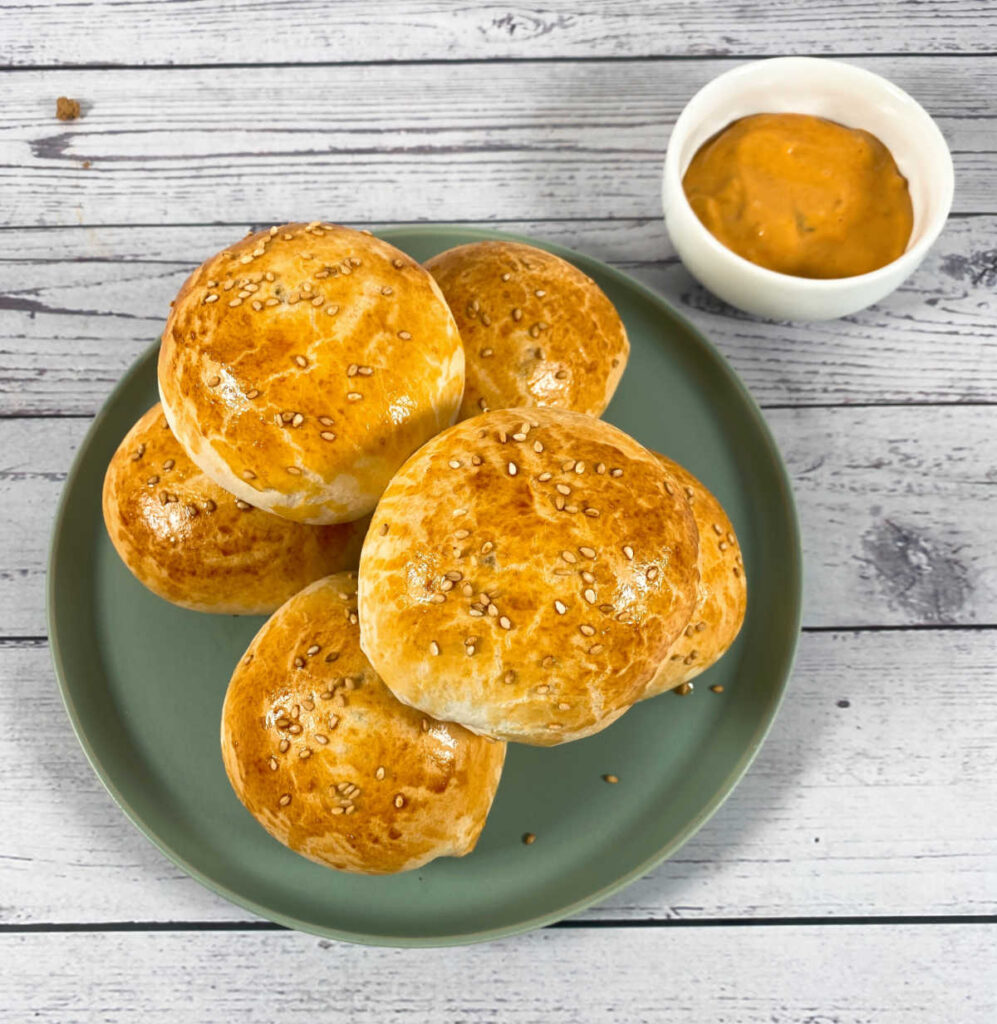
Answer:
[56,97,81,121]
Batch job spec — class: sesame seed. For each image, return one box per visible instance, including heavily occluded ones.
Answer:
[320,431,336,441]
[163,459,175,471]
[685,486,694,498]
[508,462,518,476]
[146,475,159,486]
[603,774,619,784]
[584,589,597,604]
[203,499,216,512]
[535,288,546,297]
[306,644,320,656]
[347,364,359,377]
[204,293,219,304]
[347,392,363,402]
[279,739,290,753]
[728,532,736,545]
[558,702,571,711]
[555,496,566,511]
[611,468,623,478]
[278,794,291,807]
[466,645,476,656]
[235,499,251,510]
[228,298,242,307]
[676,682,694,696]
[541,658,554,670]
[647,566,660,582]
[299,748,312,760]
[584,508,600,518]
[588,643,605,655]
[499,616,512,630]
[246,389,260,399]
[454,528,470,539]
[556,483,571,496]
[579,547,596,559]
[242,469,256,480]
[291,413,304,428]
[501,272,511,281]
[522,832,536,845]
[319,416,334,426]
[537,472,552,482]
[294,355,308,368]
[397,330,412,340]
[719,541,728,551]
[394,794,405,808]
[481,540,494,554]
[358,366,373,376]
[711,684,725,694]
[581,571,595,584]
[504,670,517,684]
[533,440,544,453]
[430,641,441,656]
[579,624,596,637]
[326,304,340,315]
[554,600,567,615]
[448,459,462,469]
[512,308,523,321]
[623,545,634,560]
[382,285,393,296]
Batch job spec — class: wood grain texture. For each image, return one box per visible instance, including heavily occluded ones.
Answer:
[4,407,995,637]
[2,627,995,925]
[2,925,996,1022]
[0,58,992,227]
[2,217,995,414]
[3,0,996,65]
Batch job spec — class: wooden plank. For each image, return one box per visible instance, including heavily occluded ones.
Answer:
[0,58,993,227]
[2,0,996,65]
[2,217,995,415]
[2,925,995,1022]
[2,629,994,925]
[3,407,994,637]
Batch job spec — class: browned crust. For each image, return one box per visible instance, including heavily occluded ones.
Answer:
[102,404,368,613]
[221,574,507,874]
[425,241,628,421]
[640,454,747,697]
[158,222,464,524]
[358,408,699,745]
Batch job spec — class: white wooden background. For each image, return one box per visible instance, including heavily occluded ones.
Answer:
[1,2,996,1020]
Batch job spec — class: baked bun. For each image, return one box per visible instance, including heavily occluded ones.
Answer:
[159,222,464,525]
[102,404,367,614]
[221,573,506,874]
[358,408,699,745]
[641,455,747,698]
[424,241,629,420]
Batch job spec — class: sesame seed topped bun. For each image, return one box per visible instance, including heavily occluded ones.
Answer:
[159,223,464,525]
[640,454,747,698]
[102,405,368,614]
[424,241,629,421]
[221,573,506,875]
[358,408,699,746]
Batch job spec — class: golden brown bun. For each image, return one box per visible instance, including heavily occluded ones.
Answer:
[358,408,699,745]
[641,455,747,697]
[102,404,367,614]
[221,573,506,874]
[424,241,629,421]
[158,223,464,525]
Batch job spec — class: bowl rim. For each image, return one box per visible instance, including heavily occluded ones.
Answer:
[47,224,803,948]
[662,56,955,293]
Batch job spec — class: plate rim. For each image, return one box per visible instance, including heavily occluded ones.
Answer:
[48,224,803,947]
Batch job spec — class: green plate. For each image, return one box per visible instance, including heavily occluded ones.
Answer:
[49,226,801,946]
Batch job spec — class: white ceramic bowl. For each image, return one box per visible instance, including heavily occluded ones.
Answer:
[662,57,954,321]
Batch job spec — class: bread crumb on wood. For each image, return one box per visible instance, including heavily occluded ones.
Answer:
[56,97,81,121]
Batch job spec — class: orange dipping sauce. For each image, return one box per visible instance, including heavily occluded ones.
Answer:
[682,113,913,279]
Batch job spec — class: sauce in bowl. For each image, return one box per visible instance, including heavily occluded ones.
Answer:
[682,113,913,279]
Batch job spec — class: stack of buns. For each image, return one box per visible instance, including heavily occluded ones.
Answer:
[103,226,746,875]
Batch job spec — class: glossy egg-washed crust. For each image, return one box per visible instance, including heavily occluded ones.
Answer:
[221,574,507,875]
[641,454,747,698]
[424,242,629,421]
[102,405,368,614]
[159,223,464,525]
[358,408,700,746]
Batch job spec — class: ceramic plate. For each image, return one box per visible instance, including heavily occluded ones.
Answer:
[49,226,801,946]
